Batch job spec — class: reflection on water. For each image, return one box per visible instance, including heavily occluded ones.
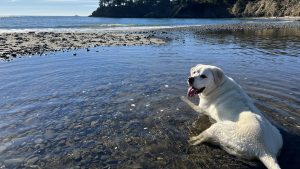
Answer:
[0,28,299,169]
[198,28,300,58]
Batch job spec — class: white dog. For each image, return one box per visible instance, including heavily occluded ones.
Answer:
[181,64,283,169]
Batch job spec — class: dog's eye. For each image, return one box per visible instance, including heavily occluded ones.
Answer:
[200,75,207,78]
[193,71,196,74]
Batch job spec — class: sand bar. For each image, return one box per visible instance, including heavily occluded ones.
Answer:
[0,32,165,60]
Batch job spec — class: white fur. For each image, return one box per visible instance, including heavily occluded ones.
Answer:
[182,64,283,169]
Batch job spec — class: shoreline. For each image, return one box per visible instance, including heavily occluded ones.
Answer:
[1,21,300,61]
[246,16,300,21]
[0,32,165,61]
[156,21,300,32]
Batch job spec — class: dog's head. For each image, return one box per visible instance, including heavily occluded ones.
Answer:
[187,64,225,97]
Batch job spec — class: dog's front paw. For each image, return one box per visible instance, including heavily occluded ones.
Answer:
[188,136,198,145]
[180,96,189,103]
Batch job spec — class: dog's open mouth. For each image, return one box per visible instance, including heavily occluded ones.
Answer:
[187,87,205,97]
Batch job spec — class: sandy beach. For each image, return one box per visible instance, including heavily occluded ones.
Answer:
[0,32,165,61]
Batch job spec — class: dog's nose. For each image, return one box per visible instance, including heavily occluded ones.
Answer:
[188,77,194,85]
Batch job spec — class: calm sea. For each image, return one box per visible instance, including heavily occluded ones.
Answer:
[0,16,290,33]
[0,16,299,169]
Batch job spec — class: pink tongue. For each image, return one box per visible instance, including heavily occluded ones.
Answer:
[187,87,196,97]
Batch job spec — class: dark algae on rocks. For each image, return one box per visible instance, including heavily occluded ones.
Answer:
[91,0,300,18]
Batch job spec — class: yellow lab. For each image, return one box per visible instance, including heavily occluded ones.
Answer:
[181,64,283,169]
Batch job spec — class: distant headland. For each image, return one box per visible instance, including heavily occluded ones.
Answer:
[91,0,300,18]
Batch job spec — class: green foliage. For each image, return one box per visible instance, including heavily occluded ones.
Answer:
[92,0,300,18]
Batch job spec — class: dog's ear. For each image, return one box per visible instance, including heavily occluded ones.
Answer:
[211,66,224,86]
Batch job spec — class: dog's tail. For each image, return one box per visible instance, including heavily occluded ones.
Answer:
[259,154,281,169]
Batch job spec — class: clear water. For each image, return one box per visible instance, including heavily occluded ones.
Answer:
[0,19,300,168]
[0,16,290,33]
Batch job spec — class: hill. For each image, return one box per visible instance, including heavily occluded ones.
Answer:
[91,0,300,18]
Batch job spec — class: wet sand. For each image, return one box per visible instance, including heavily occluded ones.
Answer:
[0,32,165,61]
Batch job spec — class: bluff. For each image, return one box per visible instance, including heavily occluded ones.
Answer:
[91,0,300,18]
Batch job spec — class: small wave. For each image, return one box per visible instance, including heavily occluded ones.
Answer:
[0,24,203,34]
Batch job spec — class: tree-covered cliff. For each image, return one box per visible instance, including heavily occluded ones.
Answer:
[91,0,300,18]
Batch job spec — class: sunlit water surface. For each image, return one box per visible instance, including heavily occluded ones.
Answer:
[0,28,299,169]
[0,16,292,33]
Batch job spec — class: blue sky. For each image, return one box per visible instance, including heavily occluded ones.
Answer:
[0,0,99,16]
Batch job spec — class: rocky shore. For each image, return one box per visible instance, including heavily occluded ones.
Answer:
[0,32,165,61]
[159,20,300,33]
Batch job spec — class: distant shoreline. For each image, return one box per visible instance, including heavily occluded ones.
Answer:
[156,21,300,32]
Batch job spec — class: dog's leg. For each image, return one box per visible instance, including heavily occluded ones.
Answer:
[189,126,215,145]
[189,132,209,145]
[180,96,203,114]
[259,154,281,169]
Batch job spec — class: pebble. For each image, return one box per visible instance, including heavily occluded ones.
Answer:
[107,160,118,165]
[44,130,55,139]
[74,136,80,141]
[0,142,12,153]
[4,158,24,166]
[156,157,164,160]
[34,138,44,144]
[27,157,38,165]
[90,121,98,127]
[100,155,110,161]
[72,150,82,161]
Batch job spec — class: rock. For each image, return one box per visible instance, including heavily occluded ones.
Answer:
[74,136,80,141]
[156,157,164,160]
[130,164,143,169]
[34,138,44,144]
[44,130,55,139]
[0,142,12,153]
[4,158,24,167]
[58,139,66,146]
[91,121,98,127]
[106,160,118,165]
[100,155,110,161]
[27,157,38,165]
[72,150,82,161]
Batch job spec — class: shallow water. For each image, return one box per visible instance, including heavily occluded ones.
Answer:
[0,28,300,168]
[0,16,291,33]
